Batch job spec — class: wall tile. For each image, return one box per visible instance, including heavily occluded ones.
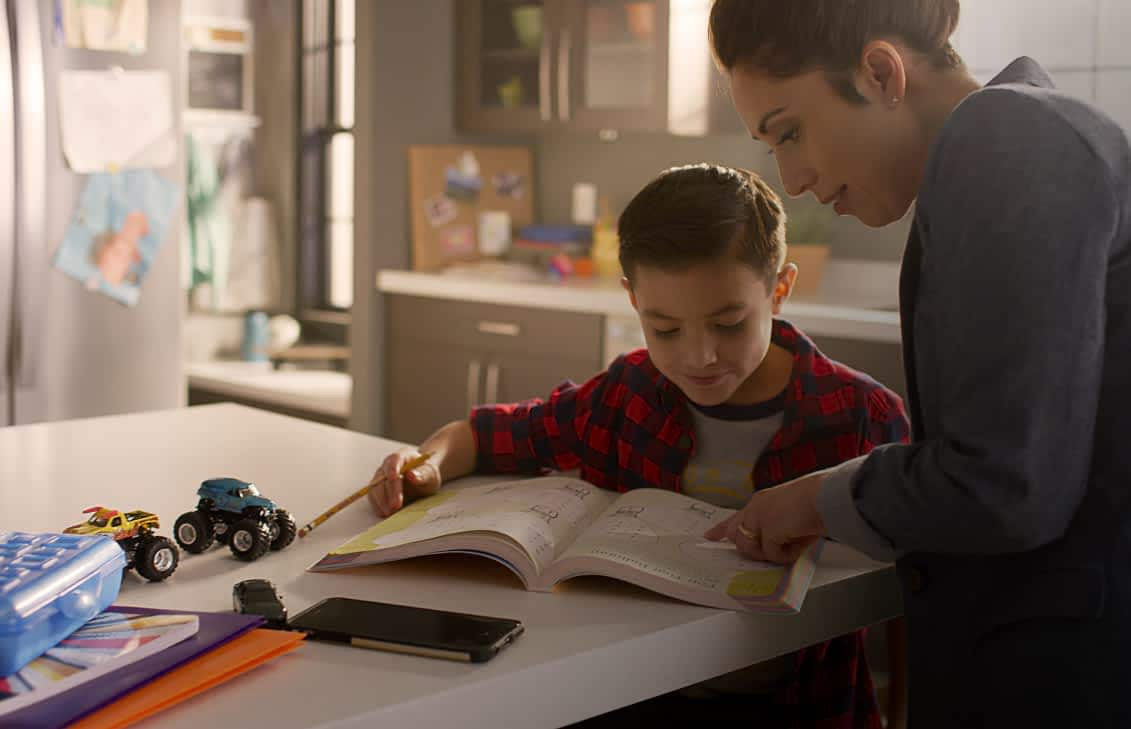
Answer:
[1097,0,1131,66]
[1095,70,1131,135]
[1050,70,1096,102]
[954,0,1097,73]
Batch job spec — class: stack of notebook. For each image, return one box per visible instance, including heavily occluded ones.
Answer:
[0,606,304,729]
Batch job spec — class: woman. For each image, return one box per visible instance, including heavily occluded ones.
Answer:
[703,1,1131,727]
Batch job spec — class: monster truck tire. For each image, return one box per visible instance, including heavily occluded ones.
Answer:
[271,510,297,551]
[174,511,215,553]
[135,536,180,581]
[228,519,271,562]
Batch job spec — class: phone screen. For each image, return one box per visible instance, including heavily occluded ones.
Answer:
[288,597,523,662]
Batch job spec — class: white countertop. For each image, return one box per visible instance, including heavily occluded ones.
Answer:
[186,361,352,419]
[377,260,902,343]
[0,404,901,728]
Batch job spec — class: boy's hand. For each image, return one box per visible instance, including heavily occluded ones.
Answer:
[367,449,442,517]
[704,471,828,564]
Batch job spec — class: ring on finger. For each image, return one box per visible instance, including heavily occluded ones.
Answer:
[737,523,757,540]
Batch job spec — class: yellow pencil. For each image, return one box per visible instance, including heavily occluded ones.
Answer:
[298,452,434,538]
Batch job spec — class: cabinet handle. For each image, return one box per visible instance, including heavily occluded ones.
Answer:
[485,363,500,404]
[466,359,481,413]
[476,320,521,337]
[557,27,571,122]
[539,29,551,121]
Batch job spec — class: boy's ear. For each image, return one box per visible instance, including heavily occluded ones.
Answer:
[621,277,639,311]
[772,264,798,315]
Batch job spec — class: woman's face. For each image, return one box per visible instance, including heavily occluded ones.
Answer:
[729,65,924,227]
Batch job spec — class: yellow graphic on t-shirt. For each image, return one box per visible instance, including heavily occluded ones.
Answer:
[682,462,755,508]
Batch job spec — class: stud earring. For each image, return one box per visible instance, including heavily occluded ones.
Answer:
[890,97,901,106]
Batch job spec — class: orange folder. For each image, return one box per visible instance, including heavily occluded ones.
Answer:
[69,629,305,729]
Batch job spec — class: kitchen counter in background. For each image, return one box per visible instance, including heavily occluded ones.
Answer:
[186,361,352,428]
[376,259,902,344]
[376,260,908,441]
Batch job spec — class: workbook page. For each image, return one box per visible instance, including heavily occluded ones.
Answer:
[355,477,616,572]
[556,488,796,604]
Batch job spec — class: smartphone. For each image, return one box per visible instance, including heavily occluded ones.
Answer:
[287,597,524,663]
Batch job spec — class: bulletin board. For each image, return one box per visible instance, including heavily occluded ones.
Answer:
[408,144,534,271]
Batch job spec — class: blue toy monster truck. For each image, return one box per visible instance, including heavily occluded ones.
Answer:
[173,478,297,562]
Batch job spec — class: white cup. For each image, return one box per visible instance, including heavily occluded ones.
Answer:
[572,182,597,225]
[478,211,512,256]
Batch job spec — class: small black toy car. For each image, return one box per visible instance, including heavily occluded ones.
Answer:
[232,578,288,627]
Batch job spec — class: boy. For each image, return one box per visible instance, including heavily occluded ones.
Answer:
[370,164,908,727]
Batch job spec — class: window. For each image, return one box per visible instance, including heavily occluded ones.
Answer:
[298,0,355,311]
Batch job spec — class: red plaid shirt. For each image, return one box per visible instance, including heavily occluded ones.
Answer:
[471,319,909,729]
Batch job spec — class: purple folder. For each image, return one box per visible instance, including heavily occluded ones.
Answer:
[5,605,265,729]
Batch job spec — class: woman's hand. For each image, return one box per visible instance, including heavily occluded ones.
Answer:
[367,448,443,517]
[704,471,828,563]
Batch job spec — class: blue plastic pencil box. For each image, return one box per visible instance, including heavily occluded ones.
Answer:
[0,532,126,675]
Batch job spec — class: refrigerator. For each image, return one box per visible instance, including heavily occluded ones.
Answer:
[1,0,185,427]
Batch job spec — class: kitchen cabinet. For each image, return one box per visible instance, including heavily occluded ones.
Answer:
[457,0,739,135]
[385,294,604,443]
[558,0,670,131]
[458,0,557,133]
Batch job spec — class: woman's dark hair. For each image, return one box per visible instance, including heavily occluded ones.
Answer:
[618,164,785,287]
[710,0,963,102]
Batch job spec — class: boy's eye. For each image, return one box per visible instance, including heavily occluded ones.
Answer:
[652,328,679,339]
[715,321,746,333]
[767,127,799,156]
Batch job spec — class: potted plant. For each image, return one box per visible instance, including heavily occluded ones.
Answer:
[783,201,834,298]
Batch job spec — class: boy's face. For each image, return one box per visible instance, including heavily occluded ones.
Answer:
[625,260,796,406]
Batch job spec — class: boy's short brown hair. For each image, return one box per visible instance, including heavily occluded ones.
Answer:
[618,164,785,287]
[710,0,962,102]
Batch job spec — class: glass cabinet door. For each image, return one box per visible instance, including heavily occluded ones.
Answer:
[459,0,555,131]
[563,0,668,130]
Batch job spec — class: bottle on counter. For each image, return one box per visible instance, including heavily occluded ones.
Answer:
[242,310,270,362]
[591,198,621,279]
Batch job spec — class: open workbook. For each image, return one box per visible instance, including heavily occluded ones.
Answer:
[310,476,822,613]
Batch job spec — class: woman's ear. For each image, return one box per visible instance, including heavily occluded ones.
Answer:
[772,264,798,315]
[855,40,908,107]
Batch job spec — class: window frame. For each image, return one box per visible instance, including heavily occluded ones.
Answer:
[296,0,355,316]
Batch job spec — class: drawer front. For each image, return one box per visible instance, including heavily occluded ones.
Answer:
[387,294,603,362]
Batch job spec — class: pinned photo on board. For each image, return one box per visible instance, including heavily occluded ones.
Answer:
[423,195,458,228]
[53,170,180,306]
[492,171,525,200]
[437,224,476,257]
[444,150,482,202]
